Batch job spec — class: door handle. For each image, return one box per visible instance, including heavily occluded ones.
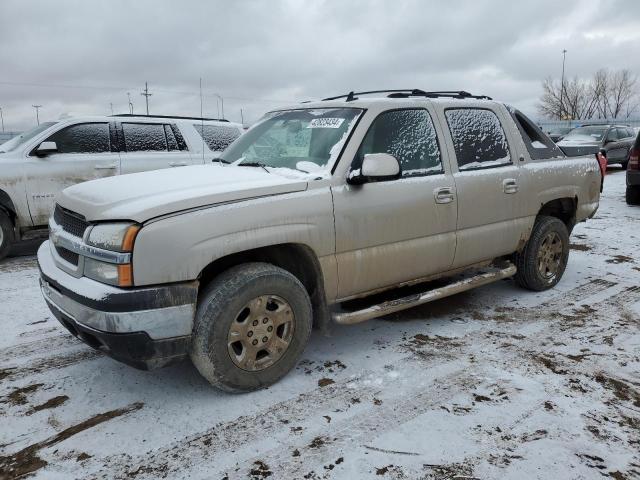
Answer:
[434,187,455,204]
[169,162,188,167]
[94,164,118,170]
[503,178,519,194]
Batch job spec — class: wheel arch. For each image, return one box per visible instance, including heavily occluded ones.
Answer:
[197,243,330,333]
[537,196,577,232]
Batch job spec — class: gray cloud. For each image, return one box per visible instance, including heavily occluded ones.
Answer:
[1,0,639,130]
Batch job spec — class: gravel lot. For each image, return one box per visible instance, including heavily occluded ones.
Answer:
[1,169,638,480]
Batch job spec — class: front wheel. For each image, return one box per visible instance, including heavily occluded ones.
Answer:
[0,210,15,261]
[190,262,312,392]
[514,216,570,291]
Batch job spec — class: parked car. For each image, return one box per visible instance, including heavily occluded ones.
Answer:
[38,90,602,391]
[0,115,243,259]
[556,124,636,168]
[546,126,573,142]
[626,129,640,205]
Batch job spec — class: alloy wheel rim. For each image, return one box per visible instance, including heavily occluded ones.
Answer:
[537,231,563,281]
[227,294,295,371]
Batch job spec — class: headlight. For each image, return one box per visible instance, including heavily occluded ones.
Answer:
[87,223,140,252]
[84,223,139,287]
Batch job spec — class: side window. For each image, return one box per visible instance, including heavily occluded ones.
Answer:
[606,129,618,142]
[508,108,564,160]
[357,109,442,177]
[193,124,242,151]
[46,123,110,154]
[445,108,511,170]
[122,123,167,152]
[618,128,631,140]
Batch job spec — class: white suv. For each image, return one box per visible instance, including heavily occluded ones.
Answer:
[0,115,243,259]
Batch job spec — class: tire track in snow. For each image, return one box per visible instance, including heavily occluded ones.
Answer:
[0,335,81,364]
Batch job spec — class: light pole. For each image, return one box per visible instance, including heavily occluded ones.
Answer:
[141,82,152,115]
[213,93,224,119]
[559,49,567,120]
[32,105,43,125]
[0,107,4,132]
[127,92,134,114]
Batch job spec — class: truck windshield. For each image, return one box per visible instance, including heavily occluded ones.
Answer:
[0,122,57,153]
[562,126,607,142]
[221,108,363,173]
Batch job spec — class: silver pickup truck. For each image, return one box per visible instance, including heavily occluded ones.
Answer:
[38,90,602,392]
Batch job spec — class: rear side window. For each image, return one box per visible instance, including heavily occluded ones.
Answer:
[122,123,167,152]
[507,108,564,160]
[46,123,110,154]
[445,108,511,170]
[193,124,241,151]
[357,109,442,177]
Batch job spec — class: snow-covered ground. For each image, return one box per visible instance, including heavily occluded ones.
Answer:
[1,169,638,480]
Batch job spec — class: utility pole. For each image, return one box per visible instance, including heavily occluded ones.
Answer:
[214,93,224,119]
[110,102,114,115]
[240,108,244,124]
[127,92,134,114]
[32,105,42,125]
[0,106,4,132]
[141,82,152,115]
[559,49,567,120]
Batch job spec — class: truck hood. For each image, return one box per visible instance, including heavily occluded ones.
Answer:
[58,165,309,222]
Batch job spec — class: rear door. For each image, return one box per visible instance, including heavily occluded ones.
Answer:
[332,107,458,299]
[441,107,525,268]
[119,122,193,174]
[24,121,120,226]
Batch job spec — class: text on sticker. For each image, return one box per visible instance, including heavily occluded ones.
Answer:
[307,118,345,129]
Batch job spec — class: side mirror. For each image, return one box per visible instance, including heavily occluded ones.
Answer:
[348,153,401,185]
[36,141,58,157]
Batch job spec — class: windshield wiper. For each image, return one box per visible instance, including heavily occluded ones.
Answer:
[237,161,270,173]
[211,157,231,164]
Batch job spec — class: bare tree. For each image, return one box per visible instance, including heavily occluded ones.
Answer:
[538,68,639,120]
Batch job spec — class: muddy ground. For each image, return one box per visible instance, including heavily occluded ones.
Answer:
[0,169,638,479]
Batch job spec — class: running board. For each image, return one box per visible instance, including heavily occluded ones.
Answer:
[332,263,517,325]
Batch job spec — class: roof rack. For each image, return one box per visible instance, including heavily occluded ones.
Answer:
[322,89,492,102]
[111,114,229,122]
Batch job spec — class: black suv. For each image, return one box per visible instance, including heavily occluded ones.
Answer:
[627,130,640,205]
[557,124,636,169]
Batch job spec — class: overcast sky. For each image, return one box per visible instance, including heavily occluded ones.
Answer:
[1,0,639,130]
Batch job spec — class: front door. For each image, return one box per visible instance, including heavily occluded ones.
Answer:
[24,122,120,226]
[440,107,525,268]
[332,108,458,300]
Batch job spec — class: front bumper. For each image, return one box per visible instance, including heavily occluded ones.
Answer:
[38,241,198,369]
[627,170,640,187]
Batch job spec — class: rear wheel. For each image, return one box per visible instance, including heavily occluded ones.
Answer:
[0,210,14,261]
[514,216,569,291]
[627,186,640,205]
[190,262,312,392]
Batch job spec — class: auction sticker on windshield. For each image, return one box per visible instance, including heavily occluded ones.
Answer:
[307,118,344,128]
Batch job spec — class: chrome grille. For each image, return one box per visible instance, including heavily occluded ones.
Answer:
[55,244,79,266]
[53,205,89,238]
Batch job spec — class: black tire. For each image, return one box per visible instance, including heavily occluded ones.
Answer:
[627,186,640,206]
[0,210,14,261]
[190,262,312,392]
[514,216,570,292]
[621,161,628,170]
